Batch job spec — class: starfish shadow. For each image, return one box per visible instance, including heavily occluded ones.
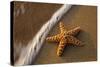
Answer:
[60,30,97,62]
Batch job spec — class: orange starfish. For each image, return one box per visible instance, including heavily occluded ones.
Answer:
[46,22,83,56]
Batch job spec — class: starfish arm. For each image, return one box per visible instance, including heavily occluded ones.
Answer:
[59,22,66,33]
[67,26,81,36]
[66,35,82,46]
[46,34,60,42]
[57,39,66,56]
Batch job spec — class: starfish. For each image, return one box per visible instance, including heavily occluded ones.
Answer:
[46,22,83,56]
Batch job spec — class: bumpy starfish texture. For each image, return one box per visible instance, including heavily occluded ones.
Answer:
[46,22,83,56]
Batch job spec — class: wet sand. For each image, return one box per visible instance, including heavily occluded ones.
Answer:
[12,1,97,65]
